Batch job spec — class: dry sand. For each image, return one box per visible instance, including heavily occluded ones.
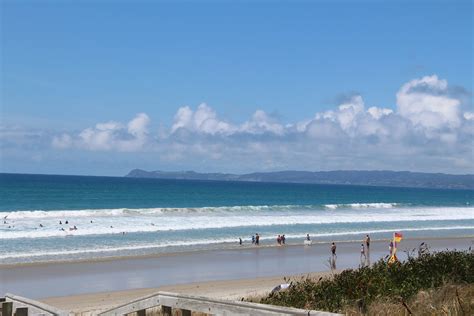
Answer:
[40,271,335,315]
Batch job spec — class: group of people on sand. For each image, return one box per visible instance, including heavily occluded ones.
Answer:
[329,234,372,269]
[238,232,375,270]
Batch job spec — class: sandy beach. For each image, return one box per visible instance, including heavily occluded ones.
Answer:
[1,236,472,314]
[39,271,336,315]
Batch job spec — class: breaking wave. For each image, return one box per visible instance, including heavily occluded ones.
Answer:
[1,205,473,240]
[2,203,405,220]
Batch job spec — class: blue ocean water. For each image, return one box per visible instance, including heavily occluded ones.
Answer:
[1,173,473,264]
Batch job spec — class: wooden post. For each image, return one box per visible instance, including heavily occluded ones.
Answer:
[161,306,172,316]
[2,302,13,316]
[15,307,28,316]
[180,309,191,316]
[136,309,146,316]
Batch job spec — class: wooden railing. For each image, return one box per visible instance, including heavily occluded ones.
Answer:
[1,291,342,315]
[98,291,342,316]
[2,293,69,316]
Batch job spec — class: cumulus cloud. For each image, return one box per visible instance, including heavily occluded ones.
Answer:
[52,113,150,151]
[396,75,461,129]
[23,74,471,173]
[171,103,235,135]
[240,110,285,135]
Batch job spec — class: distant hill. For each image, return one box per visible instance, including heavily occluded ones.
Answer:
[125,169,474,190]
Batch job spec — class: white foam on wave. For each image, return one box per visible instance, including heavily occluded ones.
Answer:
[325,203,398,209]
[1,225,473,261]
[2,205,298,220]
[1,206,473,240]
[2,203,403,220]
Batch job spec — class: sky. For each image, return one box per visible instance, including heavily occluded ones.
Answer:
[1,0,473,176]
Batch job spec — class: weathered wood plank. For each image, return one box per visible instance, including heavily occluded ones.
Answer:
[4,293,68,316]
[14,307,28,316]
[180,309,191,316]
[161,306,172,316]
[99,291,342,316]
[2,302,13,316]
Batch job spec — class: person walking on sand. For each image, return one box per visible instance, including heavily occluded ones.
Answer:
[306,234,311,241]
[251,235,255,244]
[256,233,260,245]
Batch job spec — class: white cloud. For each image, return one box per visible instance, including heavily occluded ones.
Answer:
[51,134,72,149]
[240,110,285,135]
[171,103,235,135]
[464,112,474,121]
[128,113,149,138]
[52,113,150,152]
[40,74,474,173]
[396,75,461,129]
[367,106,393,120]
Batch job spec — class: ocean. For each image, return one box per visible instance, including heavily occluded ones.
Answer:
[1,173,473,265]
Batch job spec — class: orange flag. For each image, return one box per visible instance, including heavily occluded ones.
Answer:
[394,232,403,243]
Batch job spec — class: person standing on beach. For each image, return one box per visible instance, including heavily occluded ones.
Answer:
[256,233,260,245]
[282,234,286,245]
[306,234,311,241]
[331,242,337,257]
[239,238,242,245]
[251,235,255,244]
[330,242,337,270]
[360,243,366,267]
[365,234,371,266]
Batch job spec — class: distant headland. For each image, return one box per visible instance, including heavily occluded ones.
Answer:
[125,169,474,190]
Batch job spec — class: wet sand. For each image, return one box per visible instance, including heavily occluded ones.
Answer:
[1,237,472,311]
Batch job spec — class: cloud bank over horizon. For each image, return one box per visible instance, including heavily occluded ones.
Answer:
[2,75,474,175]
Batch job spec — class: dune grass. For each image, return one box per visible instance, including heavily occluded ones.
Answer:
[260,247,473,314]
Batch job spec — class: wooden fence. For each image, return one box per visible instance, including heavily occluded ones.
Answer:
[1,291,342,316]
[1,293,69,316]
[98,291,342,316]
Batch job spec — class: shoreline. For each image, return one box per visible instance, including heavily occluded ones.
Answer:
[1,235,473,269]
[2,237,472,300]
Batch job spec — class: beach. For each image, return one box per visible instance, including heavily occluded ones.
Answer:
[1,174,473,314]
[1,237,472,314]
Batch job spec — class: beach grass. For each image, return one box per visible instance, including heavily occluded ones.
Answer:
[260,247,473,314]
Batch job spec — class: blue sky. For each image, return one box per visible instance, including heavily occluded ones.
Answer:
[1,0,473,176]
